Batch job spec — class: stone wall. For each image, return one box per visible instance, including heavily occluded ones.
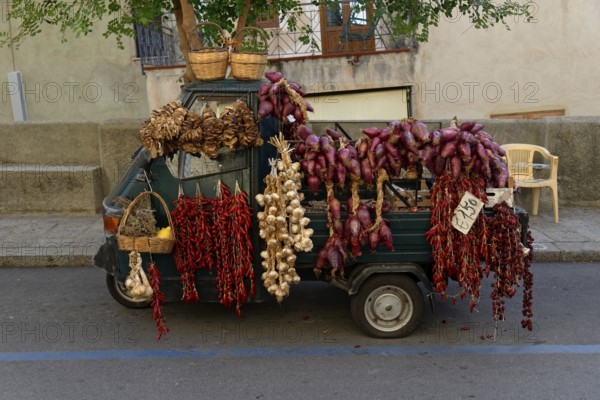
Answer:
[0,116,597,213]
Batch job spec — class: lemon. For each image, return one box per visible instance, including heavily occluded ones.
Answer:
[156,226,173,239]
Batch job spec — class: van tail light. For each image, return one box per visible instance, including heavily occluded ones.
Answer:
[103,215,121,235]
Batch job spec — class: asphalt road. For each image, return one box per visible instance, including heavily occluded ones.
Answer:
[1,263,599,400]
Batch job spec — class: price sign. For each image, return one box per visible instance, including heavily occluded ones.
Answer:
[452,191,485,235]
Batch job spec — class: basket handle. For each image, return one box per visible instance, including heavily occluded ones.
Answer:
[117,191,174,236]
[188,21,228,51]
[231,26,269,53]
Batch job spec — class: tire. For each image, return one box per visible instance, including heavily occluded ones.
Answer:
[106,274,151,309]
[351,274,424,339]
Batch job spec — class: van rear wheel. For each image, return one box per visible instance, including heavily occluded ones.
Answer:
[351,274,423,338]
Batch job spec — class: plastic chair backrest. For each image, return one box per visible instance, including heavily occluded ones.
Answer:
[501,143,558,183]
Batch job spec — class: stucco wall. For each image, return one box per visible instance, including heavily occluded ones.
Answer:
[0,19,149,122]
[0,117,598,213]
[273,51,414,96]
[412,0,600,119]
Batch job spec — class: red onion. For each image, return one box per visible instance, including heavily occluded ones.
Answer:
[460,121,475,132]
[347,215,361,237]
[348,159,361,177]
[379,127,391,142]
[336,162,347,186]
[378,224,394,251]
[307,175,320,194]
[401,131,419,154]
[440,141,457,158]
[411,121,431,143]
[361,127,381,138]
[357,205,372,229]
[369,230,379,252]
[450,156,462,178]
[325,128,341,140]
[337,148,352,168]
[361,158,374,185]
[295,142,307,157]
[265,71,283,83]
[440,127,459,142]
[258,100,273,118]
[329,196,341,220]
[305,134,320,151]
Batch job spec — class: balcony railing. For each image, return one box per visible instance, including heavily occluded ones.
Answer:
[136,3,414,71]
[136,14,185,71]
[265,3,415,60]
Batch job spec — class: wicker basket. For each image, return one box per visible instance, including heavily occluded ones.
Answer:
[188,22,229,81]
[117,191,175,254]
[229,27,268,80]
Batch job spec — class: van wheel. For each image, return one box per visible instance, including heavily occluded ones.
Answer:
[351,274,423,338]
[106,274,151,309]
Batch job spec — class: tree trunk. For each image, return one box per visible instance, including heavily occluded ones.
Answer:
[234,0,252,40]
[173,0,200,83]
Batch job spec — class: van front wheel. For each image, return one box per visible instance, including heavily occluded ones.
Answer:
[106,274,151,309]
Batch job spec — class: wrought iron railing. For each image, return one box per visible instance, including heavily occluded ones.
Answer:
[135,3,413,71]
[136,14,185,71]
[266,2,415,60]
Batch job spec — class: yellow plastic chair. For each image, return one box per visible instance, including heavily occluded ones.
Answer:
[501,144,559,223]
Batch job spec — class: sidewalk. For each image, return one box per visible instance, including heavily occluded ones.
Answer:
[0,207,597,267]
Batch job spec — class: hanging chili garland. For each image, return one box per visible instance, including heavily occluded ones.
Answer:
[147,262,169,340]
[426,171,489,310]
[487,202,534,330]
[171,192,213,302]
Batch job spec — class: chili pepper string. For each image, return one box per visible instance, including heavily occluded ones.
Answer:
[426,171,488,309]
[172,195,199,302]
[488,202,533,327]
[147,262,169,340]
[522,230,534,331]
[232,187,255,316]
[214,182,236,309]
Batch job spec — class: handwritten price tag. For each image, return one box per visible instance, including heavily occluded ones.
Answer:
[452,191,485,235]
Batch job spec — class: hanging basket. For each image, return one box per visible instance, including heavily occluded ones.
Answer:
[188,22,229,81]
[229,27,269,81]
[117,191,175,254]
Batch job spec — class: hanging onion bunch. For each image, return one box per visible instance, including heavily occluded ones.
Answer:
[256,133,312,302]
[140,101,187,158]
[295,127,393,275]
[177,110,204,155]
[199,105,224,159]
[257,71,313,139]
[234,99,264,148]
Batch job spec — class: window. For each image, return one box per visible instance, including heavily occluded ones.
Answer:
[319,1,375,55]
[490,109,565,119]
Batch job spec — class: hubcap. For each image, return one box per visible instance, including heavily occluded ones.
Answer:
[364,285,413,332]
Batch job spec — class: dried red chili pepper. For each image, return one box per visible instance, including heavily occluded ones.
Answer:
[426,171,488,310]
[488,202,534,328]
[147,262,169,340]
[171,193,213,302]
[212,182,255,316]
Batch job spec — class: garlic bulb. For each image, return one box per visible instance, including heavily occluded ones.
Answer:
[257,134,313,303]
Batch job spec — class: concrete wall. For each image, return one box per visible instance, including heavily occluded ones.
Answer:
[272,51,414,96]
[312,117,600,211]
[0,19,149,122]
[0,120,141,198]
[412,0,600,119]
[0,116,598,213]
[144,66,185,111]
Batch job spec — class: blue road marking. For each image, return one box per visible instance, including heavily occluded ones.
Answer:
[1,344,600,362]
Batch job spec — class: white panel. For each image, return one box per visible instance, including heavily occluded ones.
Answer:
[306,88,409,121]
[7,71,29,122]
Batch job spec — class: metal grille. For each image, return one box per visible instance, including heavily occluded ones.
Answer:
[135,14,185,71]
